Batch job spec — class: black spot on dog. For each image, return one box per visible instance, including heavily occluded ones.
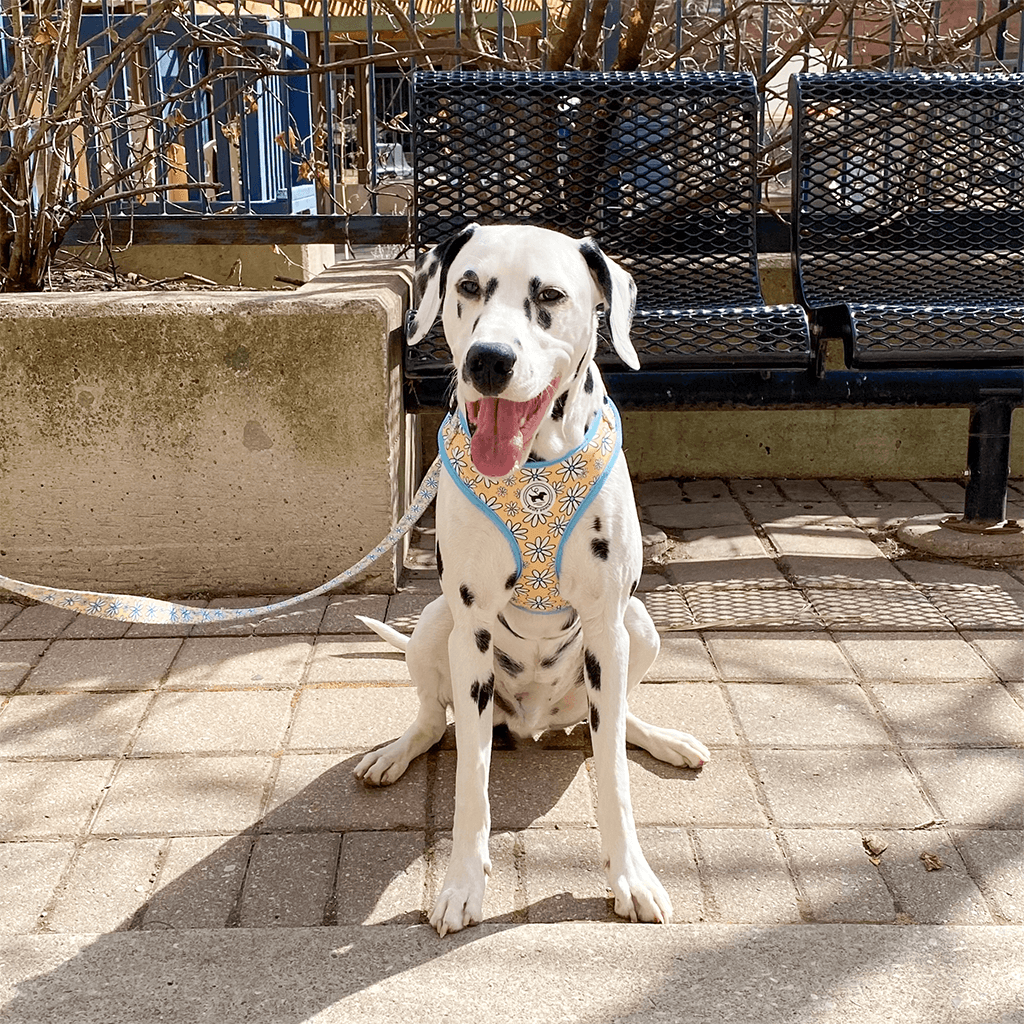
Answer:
[473,316,481,333]
[484,277,499,302]
[494,691,517,717]
[579,239,613,320]
[457,301,463,319]
[593,516,602,533]
[460,584,475,607]
[574,353,588,381]
[495,648,524,677]
[630,579,639,597]
[589,702,600,732]
[584,366,595,394]
[436,545,444,580]
[505,571,519,590]
[591,538,610,560]
[523,298,532,321]
[498,613,525,640]
[540,633,579,669]
[551,391,568,421]
[563,610,578,631]
[475,628,491,653]
[584,649,601,691]
[537,307,552,330]
[470,673,495,714]
[407,317,419,338]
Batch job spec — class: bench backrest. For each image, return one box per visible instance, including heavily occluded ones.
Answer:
[413,70,765,310]
[791,71,1024,307]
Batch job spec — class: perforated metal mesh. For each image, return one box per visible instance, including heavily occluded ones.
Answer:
[411,70,811,377]
[792,71,1024,368]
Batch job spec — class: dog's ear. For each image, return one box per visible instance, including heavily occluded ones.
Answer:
[407,225,476,346]
[578,238,639,371]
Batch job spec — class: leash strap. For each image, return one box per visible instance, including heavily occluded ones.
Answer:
[0,459,441,625]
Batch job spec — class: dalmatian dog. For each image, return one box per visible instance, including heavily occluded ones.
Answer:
[355,223,709,937]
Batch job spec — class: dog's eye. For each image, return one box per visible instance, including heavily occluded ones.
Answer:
[457,279,480,297]
[537,287,564,304]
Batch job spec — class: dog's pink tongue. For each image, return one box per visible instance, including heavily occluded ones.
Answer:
[471,397,523,478]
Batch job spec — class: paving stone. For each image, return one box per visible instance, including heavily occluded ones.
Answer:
[782,829,896,923]
[164,636,312,689]
[823,480,883,504]
[289,687,422,750]
[253,597,328,636]
[93,756,272,835]
[188,597,270,637]
[124,601,208,638]
[0,761,113,838]
[907,749,1024,828]
[385,592,439,633]
[264,753,427,831]
[677,525,768,561]
[131,690,294,754]
[0,841,76,933]
[871,829,993,924]
[679,479,731,503]
[23,639,181,692]
[638,479,682,504]
[520,827,613,923]
[60,614,131,640]
[628,682,738,747]
[845,503,946,532]
[641,589,696,630]
[623,749,766,827]
[45,837,163,933]
[897,561,1024,591]
[0,641,49,693]
[838,633,999,683]
[237,832,340,928]
[636,827,704,922]
[635,570,669,593]
[920,585,1024,631]
[0,605,76,641]
[645,638,720,683]
[0,604,21,631]
[871,683,1024,747]
[685,587,821,631]
[772,480,837,504]
[142,835,252,930]
[320,594,390,635]
[871,481,935,502]
[752,749,933,827]
[663,557,790,589]
[965,632,1023,683]
[307,639,411,685]
[807,587,952,632]
[434,750,594,830]
[758,514,885,558]
[695,828,801,924]
[705,633,857,683]
[785,555,913,588]
[429,830,518,924]
[731,479,780,501]
[915,480,967,508]
[335,831,426,925]
[727,683,889,747]
[645,502,748,531]
[952,829,1024,923]
[0,693,151,757]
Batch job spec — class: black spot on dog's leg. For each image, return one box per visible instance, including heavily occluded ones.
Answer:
[584,649,601,691]
[436,545,444,580]
[460,584,475,607]
[475,628,491,653]
[470,673,494,714]
[551,391,568,421]
[495,648,525,677]
[591,538,610,560]
[593,516,602,533]
[505,571,519,590]
[494,691,517,717]
[584,366,595,394]
[589,701,600,732]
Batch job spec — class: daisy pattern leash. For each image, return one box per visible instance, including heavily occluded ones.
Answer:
[0,459,442,625]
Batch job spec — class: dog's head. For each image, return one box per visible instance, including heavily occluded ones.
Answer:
[409,224,638,477]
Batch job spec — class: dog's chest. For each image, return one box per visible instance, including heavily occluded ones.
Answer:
[490,623,588,737]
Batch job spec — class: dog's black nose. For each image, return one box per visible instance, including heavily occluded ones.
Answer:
[464,342,517,395]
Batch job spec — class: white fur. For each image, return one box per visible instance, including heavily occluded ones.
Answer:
[355,224,709,936]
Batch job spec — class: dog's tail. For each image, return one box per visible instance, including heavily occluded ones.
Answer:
[354,615,410,653]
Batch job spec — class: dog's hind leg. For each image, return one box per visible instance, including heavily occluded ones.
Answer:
[354,597,452,787]
[622,597,710,769]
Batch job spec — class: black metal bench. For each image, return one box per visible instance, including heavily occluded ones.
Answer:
[791,71,1024,527]
[406,69,1022,533]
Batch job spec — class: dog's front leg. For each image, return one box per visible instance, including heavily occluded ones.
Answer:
[582,614,673,924]
[429,613,496,937]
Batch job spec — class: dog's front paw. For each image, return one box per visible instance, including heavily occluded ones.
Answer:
[429,862,489,937]
[354,741,411,787]
[606,849,673,924]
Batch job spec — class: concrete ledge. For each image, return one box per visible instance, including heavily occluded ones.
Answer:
[0,262,412,596]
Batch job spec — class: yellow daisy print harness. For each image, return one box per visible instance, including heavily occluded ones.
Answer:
[439,398,622,614]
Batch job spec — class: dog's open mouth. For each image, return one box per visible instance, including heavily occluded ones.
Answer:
[465,379,559,478]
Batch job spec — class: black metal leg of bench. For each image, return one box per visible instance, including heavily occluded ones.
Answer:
[962,395,1016,527]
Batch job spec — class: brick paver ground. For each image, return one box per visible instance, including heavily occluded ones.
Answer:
[1,478,1021,935]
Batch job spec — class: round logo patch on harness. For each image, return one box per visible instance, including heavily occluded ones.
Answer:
[520,480,556,514]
